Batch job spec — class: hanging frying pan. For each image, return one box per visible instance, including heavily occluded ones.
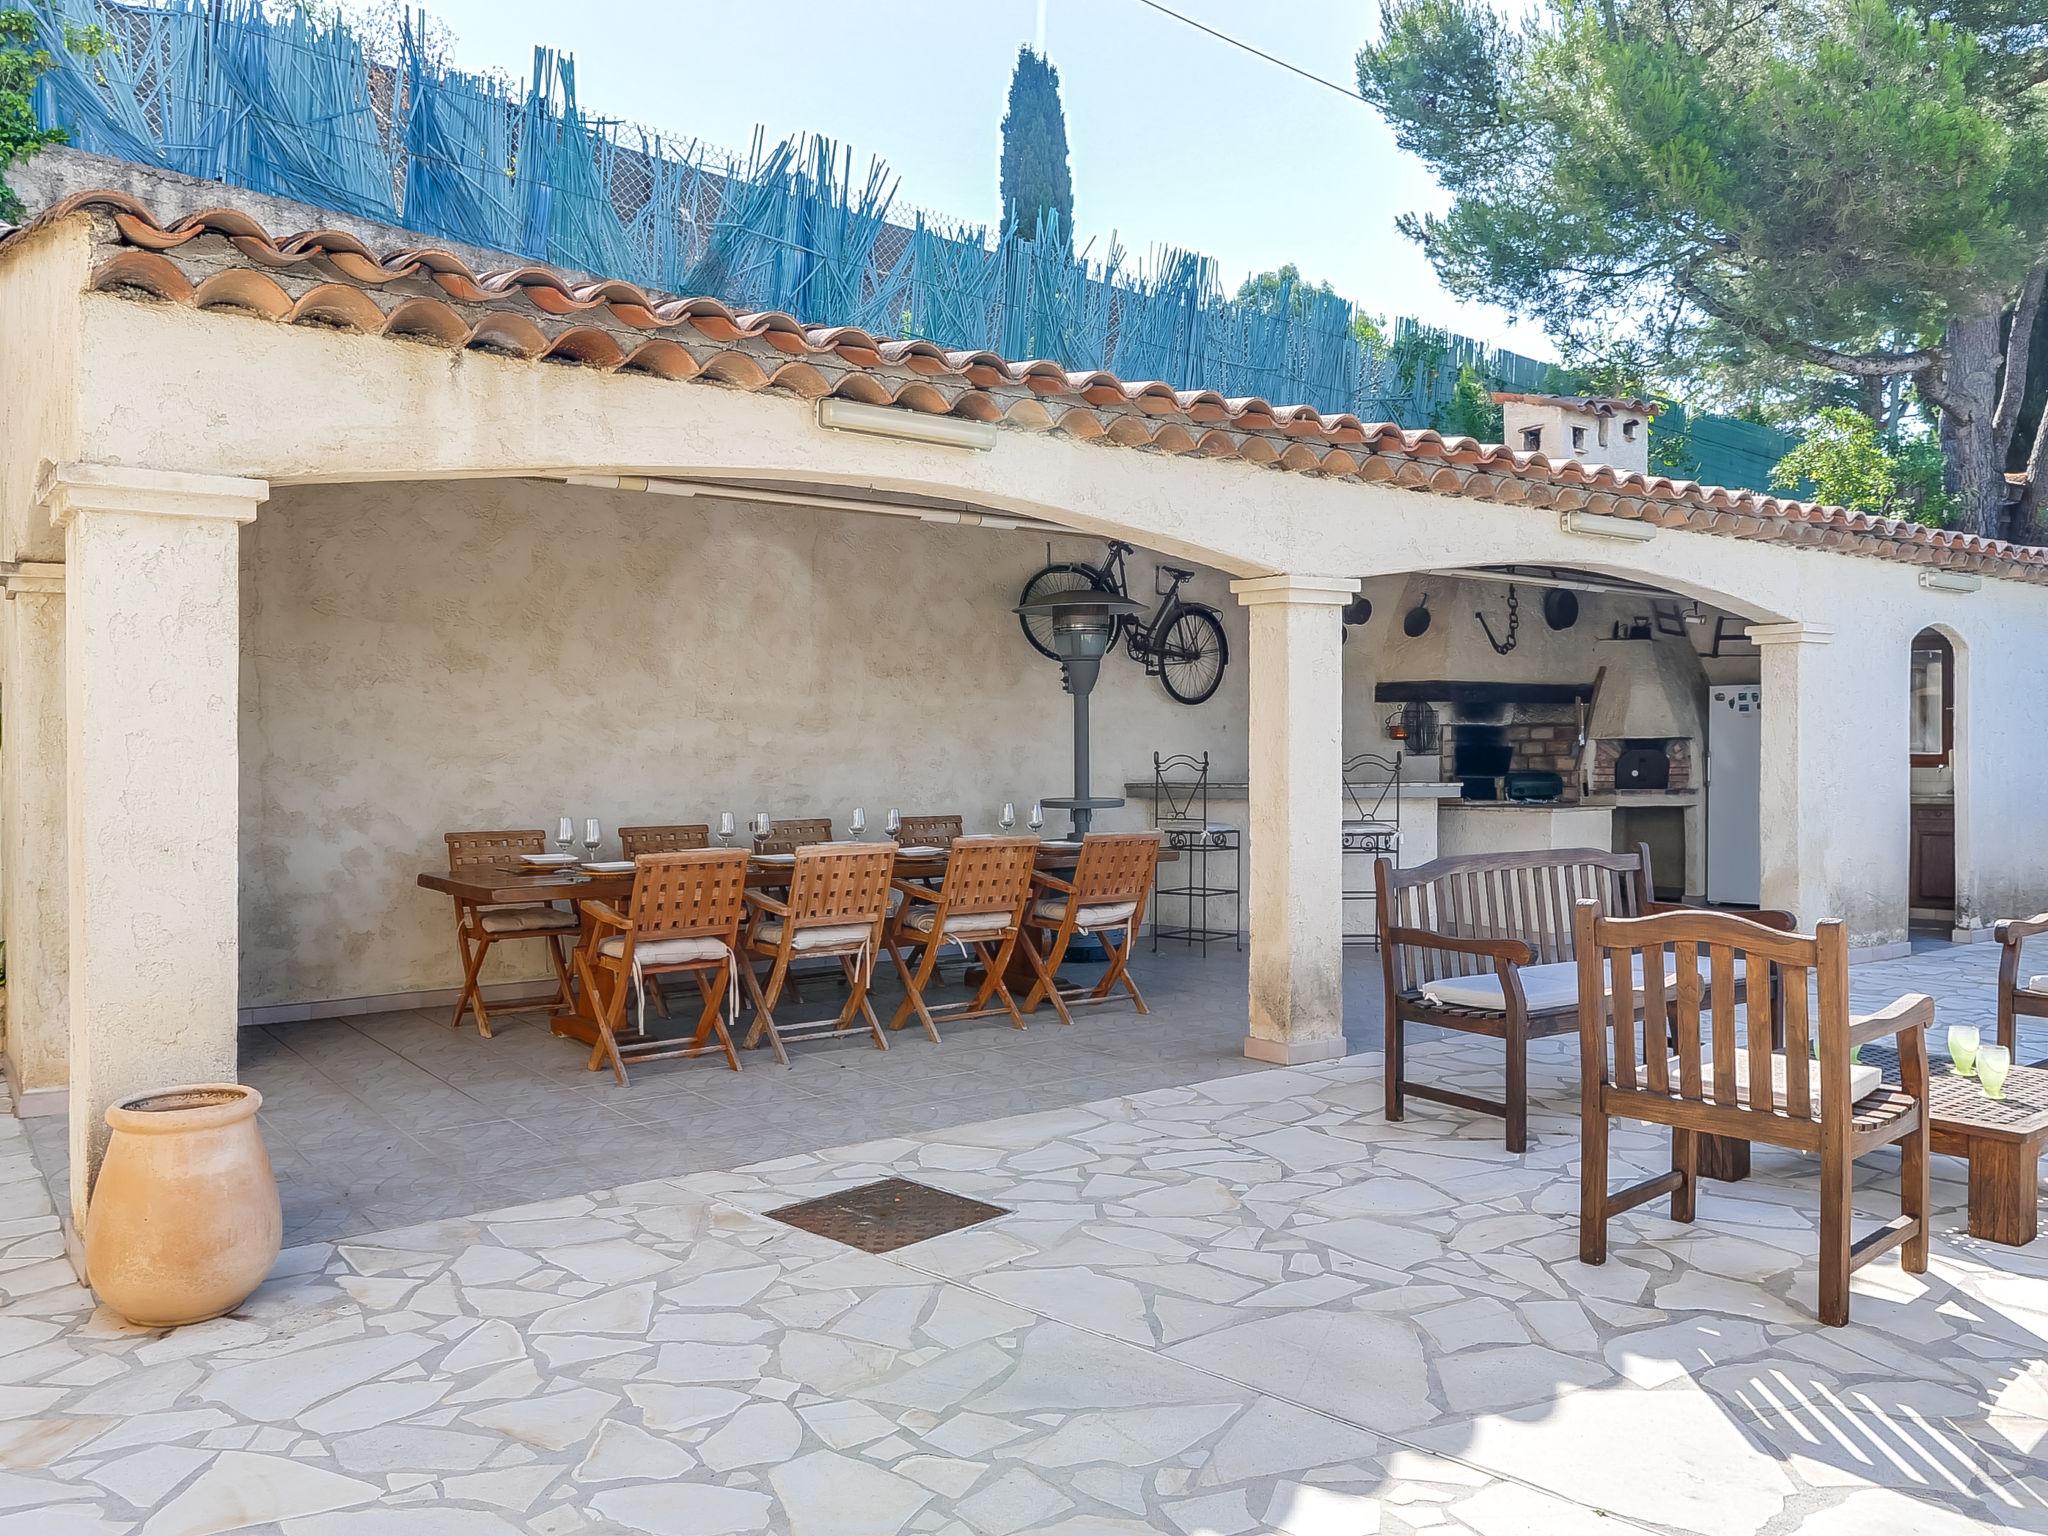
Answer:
[1342,594,1373,627]
[1542,588,1580,631]
[1401,594,1432,637]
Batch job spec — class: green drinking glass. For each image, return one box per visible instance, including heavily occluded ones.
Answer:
[1948,1025,1980,1076]
[1978,1044,2011,1101]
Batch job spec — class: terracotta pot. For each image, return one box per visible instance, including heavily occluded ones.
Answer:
[84,1084,282,1328]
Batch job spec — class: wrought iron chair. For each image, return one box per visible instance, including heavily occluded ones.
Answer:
[1150,751,1239,953]
[740,842,896,1064]
[1575,901,1930,1327]
[575,848,751,1085]
[1341,752,1403,948]
[885,836,1038,1040]
[442,830,576,1038]
[1020,832,1161,1025]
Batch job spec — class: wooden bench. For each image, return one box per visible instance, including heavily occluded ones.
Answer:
[1373,844,1793,1152]
[1994,913,2048,1059]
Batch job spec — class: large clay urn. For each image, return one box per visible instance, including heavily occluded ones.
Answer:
[84,1084,282,1328]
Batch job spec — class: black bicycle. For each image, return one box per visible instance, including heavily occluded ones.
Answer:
[1017,540,1229,706]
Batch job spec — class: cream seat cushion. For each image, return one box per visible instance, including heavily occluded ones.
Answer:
[598,934,729,965]
[753,920,874,952]
[1342,818,1398,834]
[903,909,1012,939]
[1032,897,1138,928]
[1420,954,1741,1014]
[2026,974,2048,995]
[478,905,579,935]
[1673,1052,1882,1115]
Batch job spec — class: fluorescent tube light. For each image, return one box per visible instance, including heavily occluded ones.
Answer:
[1918,569,1982,594]
[817,397,997,451]
[1561,510,1658,543]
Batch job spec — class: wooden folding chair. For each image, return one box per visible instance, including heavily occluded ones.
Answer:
[885,835,1038,1040]
[443,830,576,1038]
[1020,832,1160,1026]
[740,842,895,1064]
[1575,900,1931,1327]
[619,824,711,858]
[755,817,832,856]
[575,848,750,1085]
[895,814,964,848]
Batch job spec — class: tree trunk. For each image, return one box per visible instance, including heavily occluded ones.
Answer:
[1939,309,2006,537]
[2015,405,2048,542]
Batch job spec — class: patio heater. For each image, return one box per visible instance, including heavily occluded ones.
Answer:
[1015,588,1147,838]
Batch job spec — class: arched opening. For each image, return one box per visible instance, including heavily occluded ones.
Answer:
[1908,626,1964,937]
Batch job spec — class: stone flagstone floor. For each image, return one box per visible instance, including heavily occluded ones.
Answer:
[0,944,2042,1534]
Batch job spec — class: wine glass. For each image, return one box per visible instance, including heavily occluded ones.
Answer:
[999,801,1017,832]
[849,807,866,841]
[716,811,736,848]
[885,807,902,840]
[555,817,576,860]
[753,812,771,843]
[1028,800,1045,833]
[582,818,602,859]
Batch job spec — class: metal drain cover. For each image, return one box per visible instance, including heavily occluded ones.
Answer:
[767,1177,1008,1254]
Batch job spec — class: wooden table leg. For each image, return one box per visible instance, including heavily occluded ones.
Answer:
[1966,1137,2043,1246]
[550,906,604,1047]
[1694,1133,1751,1183]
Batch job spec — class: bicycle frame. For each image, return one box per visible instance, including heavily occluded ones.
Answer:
[1096,541,1193,668]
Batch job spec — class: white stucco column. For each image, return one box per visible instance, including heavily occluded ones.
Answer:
[1748,620,1910,956]
[42,465,266,1226]
[1232,574,1358,1064]
[2,563,69,1115]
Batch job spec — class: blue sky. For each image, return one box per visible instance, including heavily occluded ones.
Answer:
[407,0,1551,359]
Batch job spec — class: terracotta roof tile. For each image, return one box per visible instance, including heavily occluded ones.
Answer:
[8,189,2045,586]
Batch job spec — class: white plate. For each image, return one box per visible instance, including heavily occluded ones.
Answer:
[1041,840,1082,851]
[896,845,944,858]
[580,860,634,873]
[519,853,579,867]
[754,852,796,864]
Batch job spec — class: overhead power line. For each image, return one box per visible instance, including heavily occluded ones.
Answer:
[1128,0,1367,103]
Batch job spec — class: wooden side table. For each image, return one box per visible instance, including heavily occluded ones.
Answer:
[1861,1044,2048,1247]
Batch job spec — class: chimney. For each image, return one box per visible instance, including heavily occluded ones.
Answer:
[1493,393,1656,475]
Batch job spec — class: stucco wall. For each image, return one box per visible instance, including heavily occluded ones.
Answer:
[238,478,1251,1008]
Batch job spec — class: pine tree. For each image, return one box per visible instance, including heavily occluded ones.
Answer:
[998,46,1073,247]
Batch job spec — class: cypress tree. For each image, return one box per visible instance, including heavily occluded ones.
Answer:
[998,46,1073,247]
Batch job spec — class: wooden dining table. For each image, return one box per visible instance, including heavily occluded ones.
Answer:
[416,842,1168,1052]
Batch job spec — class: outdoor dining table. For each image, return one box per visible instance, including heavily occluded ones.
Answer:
[415,842,1163,1053]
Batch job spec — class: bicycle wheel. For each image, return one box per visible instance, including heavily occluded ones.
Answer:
[1017,562,1114,659]
[1156,606,1229,706]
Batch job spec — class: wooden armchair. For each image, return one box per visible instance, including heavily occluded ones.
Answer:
[755,817,832,856]
[1020,832,1160,1025]
[1376,845,1794,1152]
[1994,913,2048,1058]
[1575,901,1930,1327]
[740,842,896,1064]
[574,848,751,1085]
[895,814,964,848]
[443,830,576,1038]
[885,835,1038,1040]
[620,824,711,859]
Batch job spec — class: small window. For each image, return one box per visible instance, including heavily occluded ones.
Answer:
[1622,419,1641,442]
[1521,426,1542,452]
[1909,629,1953,766]
[1570,425,1587,452]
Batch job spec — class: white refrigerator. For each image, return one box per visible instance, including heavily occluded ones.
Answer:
[1705,685,1763,906]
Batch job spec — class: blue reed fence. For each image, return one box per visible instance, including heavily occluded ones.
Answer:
[27,0,1563,430]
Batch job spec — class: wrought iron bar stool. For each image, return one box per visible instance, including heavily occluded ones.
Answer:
[1149,752,1240,954]
[1341,752,1403,948]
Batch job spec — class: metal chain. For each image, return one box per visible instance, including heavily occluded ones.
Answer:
[1478,584,1521,655]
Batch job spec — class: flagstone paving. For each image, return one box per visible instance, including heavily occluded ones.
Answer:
[0,943,2043,1534]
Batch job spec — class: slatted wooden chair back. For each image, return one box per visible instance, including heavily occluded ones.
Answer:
[756,817,833,855]
[620,824,710,859]
[935,836,1039,919]
[1380,846,1651,992]
[446,829,543,873]
[1070,832,1163,906]
[897,814,964,847]
[624,849,750,941]
[1574,900,1844,1127]
[784,843,897,927]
